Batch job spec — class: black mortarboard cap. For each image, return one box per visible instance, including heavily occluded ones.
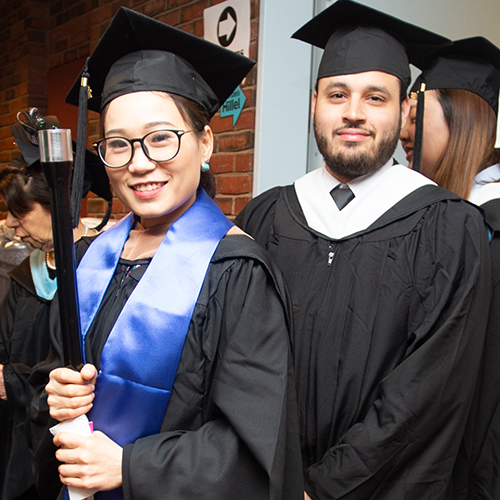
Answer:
[411,37,500,115]
[65,7,255,117]
[292,0,451,88]
[409,37,500,173]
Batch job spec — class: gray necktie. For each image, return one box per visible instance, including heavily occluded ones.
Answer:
[330,184,355,210]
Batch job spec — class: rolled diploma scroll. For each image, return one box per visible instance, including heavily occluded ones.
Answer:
[50,414,97,500]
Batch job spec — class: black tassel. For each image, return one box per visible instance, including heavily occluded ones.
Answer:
[94,200,113,232]
[412,82,426,173]
[71,58,90,228]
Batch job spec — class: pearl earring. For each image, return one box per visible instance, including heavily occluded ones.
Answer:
[201,158,210,172]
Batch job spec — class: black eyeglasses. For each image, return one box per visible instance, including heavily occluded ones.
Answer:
[93,129,193,168]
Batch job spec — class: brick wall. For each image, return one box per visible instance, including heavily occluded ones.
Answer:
[0,0,259,220]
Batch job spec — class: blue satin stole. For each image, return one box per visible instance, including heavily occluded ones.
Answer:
[74,190,232,499]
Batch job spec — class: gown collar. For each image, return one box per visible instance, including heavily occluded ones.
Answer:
[469,163,500,207]
[294,161,435,240]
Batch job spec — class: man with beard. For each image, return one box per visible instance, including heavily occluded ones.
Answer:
[236,1,491,498]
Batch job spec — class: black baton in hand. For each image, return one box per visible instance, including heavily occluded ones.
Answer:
[38,129,83,369]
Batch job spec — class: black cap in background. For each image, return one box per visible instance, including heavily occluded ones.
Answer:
[411,36,500,115]
[10,111,112,203]
[292,0,451,88]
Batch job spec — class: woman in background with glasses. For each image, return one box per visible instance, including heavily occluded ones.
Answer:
[30,8,302,500]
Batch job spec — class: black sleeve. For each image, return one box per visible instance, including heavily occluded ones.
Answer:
[26,239,93,499]
[0,285,51,417]
[305,203,491,499]
[453,232,500,499]
[122,256,303,500]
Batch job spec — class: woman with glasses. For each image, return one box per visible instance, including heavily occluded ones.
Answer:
[30,8,302,500]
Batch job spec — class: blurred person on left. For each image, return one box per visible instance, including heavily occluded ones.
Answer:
[0,111,112,500]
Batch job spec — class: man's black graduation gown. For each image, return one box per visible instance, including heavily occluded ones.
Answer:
[236,183,491,500]
[452,198,500,500]
[29,234,303,500]
[0,257,51,500]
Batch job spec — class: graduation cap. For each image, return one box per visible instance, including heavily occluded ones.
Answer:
[411,37,500,114]
[409,37,500,171]
[292,0,451,88]
[65,6,255,116]
[10,108,113,229]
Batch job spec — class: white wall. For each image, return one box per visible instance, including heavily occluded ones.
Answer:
[255,0,500,193]
[253,0,314,194]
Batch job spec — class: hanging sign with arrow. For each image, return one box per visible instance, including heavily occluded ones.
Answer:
[204,0,250,127]
[204,0,250,57]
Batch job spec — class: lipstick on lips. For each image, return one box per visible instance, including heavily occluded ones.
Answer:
[132,181,167,199]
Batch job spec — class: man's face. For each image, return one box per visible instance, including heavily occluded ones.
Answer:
[312,71,410,181]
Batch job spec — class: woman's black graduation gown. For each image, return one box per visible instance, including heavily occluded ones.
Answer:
[452,198,500,500]
[236,184,491,500]
[0,257,51,500]
[29,234,303,500]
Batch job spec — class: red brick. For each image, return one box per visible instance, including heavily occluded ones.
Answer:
[144,0,165,17]
[0,126,11,139]
[214,196,232,215]
[168,0,193,8]
[27,80,47,98]
[211,154,234,174]
[193,18,203,37]
[157,10,180,26]
[217,131,253,153]
[63,48,79,64]
[251,19,259,40]
[180,1,208,23]
[70,28,91,47]
[178,22,193,34]
[87,197,108,213]
[216,174,251,195]
[77,44,91,59]
[111,198,127,214]
[27,29,46,45]
[248,42,257,61]
[234,152,253,172]
[210,114,234,133]
[250,0,259,19]
[28,55,49,72]
[49,53,64,68]
[235,109,255,131]
[234,195,252,214]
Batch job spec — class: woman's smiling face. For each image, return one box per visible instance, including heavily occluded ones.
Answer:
[103,91,213,228]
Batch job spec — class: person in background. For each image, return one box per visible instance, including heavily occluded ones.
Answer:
[0,220,31,304]
[29,7,302,500]
[236,1,491,498]
[0,111,112,500]
[399,36,500,500]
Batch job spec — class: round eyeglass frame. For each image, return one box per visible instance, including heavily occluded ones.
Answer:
[93,129,193,168]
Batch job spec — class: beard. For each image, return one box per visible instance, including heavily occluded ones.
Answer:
[314,115,401,179]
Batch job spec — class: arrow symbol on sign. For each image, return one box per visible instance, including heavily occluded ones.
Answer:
[217,7,237,47]
[219,15,236,40]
